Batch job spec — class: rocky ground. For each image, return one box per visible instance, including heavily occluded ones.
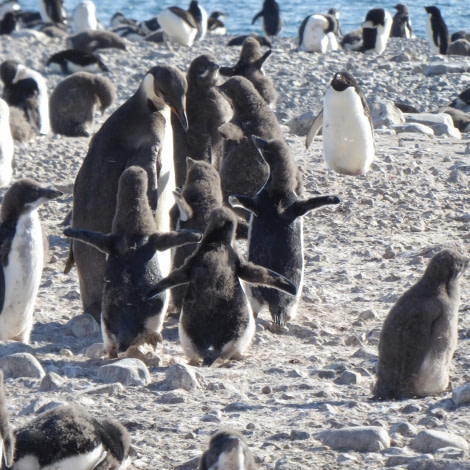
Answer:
[1,32,470,469]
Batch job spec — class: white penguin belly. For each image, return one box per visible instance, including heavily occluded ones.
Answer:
[323,87,374,175]
[157,9,197,46]
[301,16,329,53]
[0,212,43,343]
[155,106,176,277]
[208,446,246,470]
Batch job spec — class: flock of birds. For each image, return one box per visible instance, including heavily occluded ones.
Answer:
[0,0,469,468]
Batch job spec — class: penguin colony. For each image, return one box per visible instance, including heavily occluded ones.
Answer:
[0,1,469,468]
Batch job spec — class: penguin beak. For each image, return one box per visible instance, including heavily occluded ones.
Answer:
[172,105,188,132]
[41,188,63,200]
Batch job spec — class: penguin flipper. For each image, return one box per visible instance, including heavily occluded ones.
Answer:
[305,109,323,149]
[149,230,202,251]
[147,267,190,299]
[251,10,263,25]
[237,261,297,296]
[282,195,340,222]
[228,195,259,216]
[254,49,272,69]
[63,228,115,255]
[0,219,17,266]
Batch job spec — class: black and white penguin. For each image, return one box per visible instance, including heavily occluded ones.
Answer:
[49,71,115,137]
[147,206,296,366]
[390,3,412,38]
[173,53,231,186]
[171,158,224,314]
[251,0,282,38]
[68,65,187,323]
[219,36,278,107]
[0,11,18,35]
[199,429,256,470]
[188,0,208,41]
[64,166,201,357]
[374,248,469,400]
[218,75,282,203]
[0,59,50,135]
[3,399,134,469]
[71,0,99,33]
[66,30,127,52]
[157,5,198,47]
[425,6,449,54]
[298,13,339,53]
[38,0,67,24]
[230,136,340,330]
[207,10,226,35]
[0,98,14,188]
[306,71,375,176]
[361,8,393,54]
[0,178,62,343]
[47,49,108,75]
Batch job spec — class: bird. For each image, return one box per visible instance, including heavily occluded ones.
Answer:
[298,13,340,53]
[425,6,449,54]
[251,0,282,39]
[390,3,412,38]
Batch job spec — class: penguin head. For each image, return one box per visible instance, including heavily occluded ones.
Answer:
[424,248,470,285]
[143,65,188,130]
[1,178,62,220]
[188,54,219,87]
[424,6,440,16]
[330,71,359,92]
[0,59,20,86]
[363,8,386,27]
[394,4,408,14]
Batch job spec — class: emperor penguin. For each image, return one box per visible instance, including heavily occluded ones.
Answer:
[188,0,208,41]
[147,206,296,366]
[374,248,469,400]
[49,71,115,137]
[38,0,67,24]
[2,399,134,469]
[47,49,109,75]
[219,36,278,107]
[298,13,340,53]
[71,0,99,33]
[230,136,340,330]
[157,5,198,47]
[64,166,201,357]
[0,60,50,135]
[218,76,282,203]
[425,6,449,54]
[68,65,187,324]
[199,429,256,470]
[0,98,14,188]
[0,178,62,343]
[390,4,412,39]
[306,71,375,176]
[361,8,393,54]
[173,53,231,186]
[251,0,282,39]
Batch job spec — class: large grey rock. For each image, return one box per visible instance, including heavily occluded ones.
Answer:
[65,313,100,338]
[164,364,199,392]
[97,358,150,386]
[285,111,315,136]
[440,107,470,132]
[368,98,405,128]
[39,372,65,391]
[404,113,461,138]
[411,430,469,453]
[394,123,435,135]
[424,62,470,76]
[318,425,390,452]
[0,353,45,379]
[448,39,470,57]
[452,382,470,405]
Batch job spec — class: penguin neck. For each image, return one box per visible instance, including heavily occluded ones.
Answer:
[140,74,167,113]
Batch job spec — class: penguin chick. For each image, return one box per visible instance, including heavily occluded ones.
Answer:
[49,71,115,137]
[306,70,375,176]
[220,36,278,107]
[199,429,256,470]
[0,178,62,343]
[374,248,469,400]
[147,206,296,366]
[66,30,127,52]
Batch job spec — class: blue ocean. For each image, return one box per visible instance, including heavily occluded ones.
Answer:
[18,0,470,39]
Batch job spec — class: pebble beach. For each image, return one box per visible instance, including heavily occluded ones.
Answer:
[1,30,470,469]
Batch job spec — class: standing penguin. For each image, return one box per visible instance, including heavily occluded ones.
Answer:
[173,53,231,186]
[188,0,208,41]
[306,71,375,176]
[68,65,187,323]
[230,136,340,330]
[0,178,62,343]
[49,71,115,137]
[157,5,198,47]
[251,0,282,38]
[425,6,449,55]
[0,98,14,188]
[1,60,50,135]
[147,206,296,366]
[71,0,99,33]
[64,166,201,357]
[218,76,282,203]
[219,36,278,107]
[374,248,469,400]
[390,3,412,39]
[361,8,393,54]
[38,0,67,24]
[298,13,340,53]
[199,429,255,470]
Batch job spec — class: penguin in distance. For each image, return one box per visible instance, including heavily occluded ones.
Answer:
[390,3,412,39]
[306,71,375,176]
[251,0,282,38]
[298,13,340,53]
[425,6,449,54]
[374,248,469,400]
[68,65,187,323]
[0,178,62,343]
[47,49,109,75]
[361,8,393,54]
[147,207,296,366]
[0,98,14,188]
